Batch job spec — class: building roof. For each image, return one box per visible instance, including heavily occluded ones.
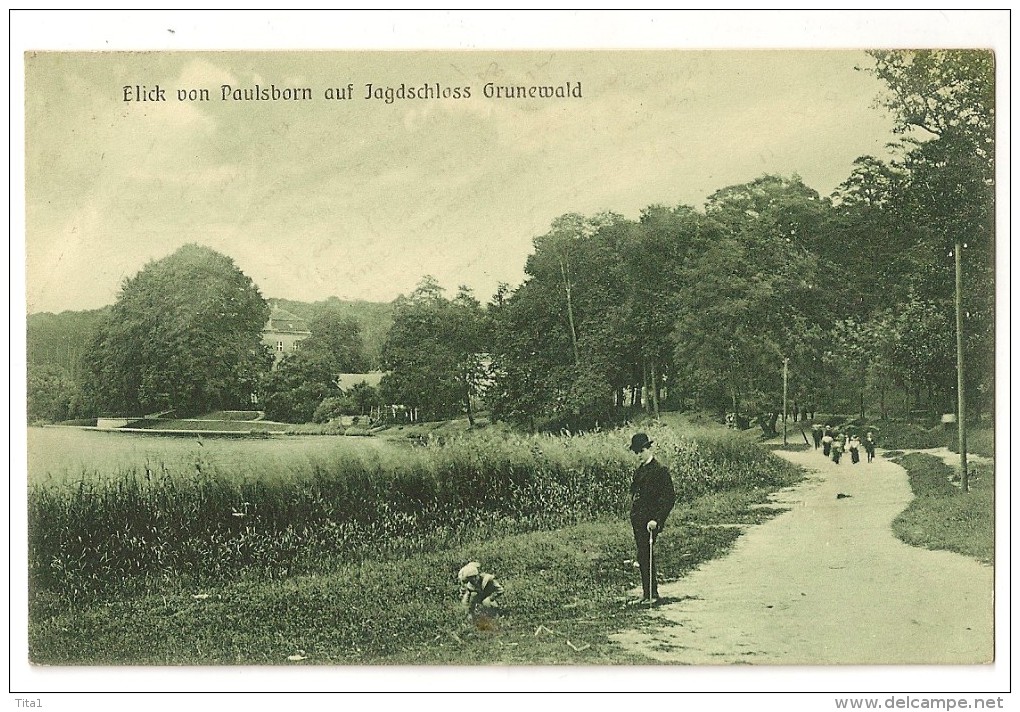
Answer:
[264,307,311,334]
[336,372,385,390]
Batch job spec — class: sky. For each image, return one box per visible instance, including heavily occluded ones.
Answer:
[24,47,906,314]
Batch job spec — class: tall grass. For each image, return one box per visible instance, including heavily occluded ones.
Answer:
[29,424,796,602]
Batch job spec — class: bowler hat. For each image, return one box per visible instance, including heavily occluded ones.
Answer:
[629,432,653,453]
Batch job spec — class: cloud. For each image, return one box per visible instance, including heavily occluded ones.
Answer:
[26,50,902,313]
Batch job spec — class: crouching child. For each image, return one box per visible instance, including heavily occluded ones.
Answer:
[458,561,504,618]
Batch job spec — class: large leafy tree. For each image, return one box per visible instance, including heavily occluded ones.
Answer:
[488,213,639,428]
[623,205,709,415]
[380,278,487,423]
[864,50,996,416]
[674,175,826,429]
[82,244,270,416]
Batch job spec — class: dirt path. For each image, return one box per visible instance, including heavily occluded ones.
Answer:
[611,447,994,664]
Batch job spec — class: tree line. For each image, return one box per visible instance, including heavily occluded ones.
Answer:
[371,50,996,432]
[27,51,994,431]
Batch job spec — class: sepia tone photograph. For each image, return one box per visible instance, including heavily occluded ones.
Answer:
[12,9,1009,703]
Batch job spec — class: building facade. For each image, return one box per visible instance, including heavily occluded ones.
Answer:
[261,306,312,365]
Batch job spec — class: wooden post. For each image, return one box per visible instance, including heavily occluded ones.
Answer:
[782,357,789,445]
[955,239,969,492]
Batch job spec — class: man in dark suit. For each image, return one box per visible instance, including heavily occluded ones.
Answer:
[629,432,676,604]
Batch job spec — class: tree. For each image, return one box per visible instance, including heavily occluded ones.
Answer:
[302,309,370,374]
[82,244,270,416]
[27,363,79,423]
[866,50,994,156]
[864,50,996,420]
[674,175,827,429]
[379,278,487,423]
[488,213,644,429]
[259,308,369,423]
[830,156,920,318]
[627,205,712,414]
[348,381,383,415]
[261,348,340,423]
[887,299,956,414]
[448,286,489,426]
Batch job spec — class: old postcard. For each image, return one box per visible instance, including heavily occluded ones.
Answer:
[12,10,1008,706]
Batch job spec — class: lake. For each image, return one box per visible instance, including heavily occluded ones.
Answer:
[26,427,401,485]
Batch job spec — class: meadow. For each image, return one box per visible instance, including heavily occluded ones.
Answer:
[27,422,803,664]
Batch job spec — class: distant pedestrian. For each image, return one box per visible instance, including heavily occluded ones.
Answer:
[864,431,877,463]
[812,425,822,450]
[832,432,845,464]
[821,425,833,457]
[458,561,504,618]
[628,432,676,604]
[848,435,861,464]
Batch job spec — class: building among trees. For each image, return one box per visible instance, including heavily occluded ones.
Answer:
[262,305,312,364]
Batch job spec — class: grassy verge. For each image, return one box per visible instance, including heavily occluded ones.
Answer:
[863,421,948,450]
[29,477,799,665]
[890,453,994,564]
[948,426,995,459]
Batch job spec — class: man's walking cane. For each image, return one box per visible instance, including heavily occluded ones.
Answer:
[648,525,656,602]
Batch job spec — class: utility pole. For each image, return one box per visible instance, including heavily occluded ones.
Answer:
[782,357,789,445]
[955,239,969,492]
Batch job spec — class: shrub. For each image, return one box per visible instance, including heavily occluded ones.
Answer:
[874,421,949,450]
[312,397,350,424]
[948,426,995,459]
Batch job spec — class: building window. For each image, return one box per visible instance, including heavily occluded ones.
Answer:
[277,341,284,352]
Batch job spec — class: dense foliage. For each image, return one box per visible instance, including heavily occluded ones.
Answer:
[79,245,270,417]
[380,279,488,424]
[26,363,80,424]
[26,51,994,430]
[269,296,394,367]
[261,307,370,423]
[480,50,995,429]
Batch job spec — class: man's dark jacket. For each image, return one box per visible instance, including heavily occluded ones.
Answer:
[630,457,676,530]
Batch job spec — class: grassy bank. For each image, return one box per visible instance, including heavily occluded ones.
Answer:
[890,453,994,564]
[30,482,796,665]
[855,420,995,458]
[29,424,781,601]
[948,426,995,459]
[28,423,803,664]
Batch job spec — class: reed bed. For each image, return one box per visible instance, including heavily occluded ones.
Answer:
[29,424,793,602]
